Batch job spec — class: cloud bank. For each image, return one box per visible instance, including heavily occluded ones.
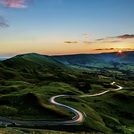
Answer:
[94,48,134,51]
[95,48,114,51]
[96,34,134,42]
[116,34,134,39]
[81,34,134,46]
[63,34,134,46]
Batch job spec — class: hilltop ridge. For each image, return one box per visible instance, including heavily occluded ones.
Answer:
[52,51,134,67]
[1,53,65,69]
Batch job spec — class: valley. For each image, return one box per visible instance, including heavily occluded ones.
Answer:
[0,52,134,134]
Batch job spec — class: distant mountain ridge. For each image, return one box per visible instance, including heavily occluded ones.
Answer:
[52,51,134,67]
[0,51,134,70]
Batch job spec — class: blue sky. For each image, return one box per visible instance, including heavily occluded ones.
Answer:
[0,0,134,57]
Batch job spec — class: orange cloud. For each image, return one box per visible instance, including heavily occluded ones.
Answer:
[95,48,114,51]
[64,41,78,44]
[94,48,134,51]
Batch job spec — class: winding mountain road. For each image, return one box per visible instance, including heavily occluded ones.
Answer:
[0,82,123,127]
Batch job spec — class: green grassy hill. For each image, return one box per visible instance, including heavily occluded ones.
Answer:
[52,51,134,68]
[0,53,134,134]
[0,53,74,82]
[2,53,65,69]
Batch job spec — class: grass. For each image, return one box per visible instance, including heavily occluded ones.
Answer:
[0,82,84,121]
[0,53,134,133]
[0,78,133,133]
[120,65,134,71]
[56,96,112,133]
[91,62,113,68]
[0,105,18,116]
[0,127,108,134]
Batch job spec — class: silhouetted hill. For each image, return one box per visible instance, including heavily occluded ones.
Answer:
[52,51,134,68]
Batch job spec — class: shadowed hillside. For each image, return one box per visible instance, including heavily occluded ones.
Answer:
[52,51,134,68]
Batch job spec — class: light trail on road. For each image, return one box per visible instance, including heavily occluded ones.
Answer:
[0,82,123,127]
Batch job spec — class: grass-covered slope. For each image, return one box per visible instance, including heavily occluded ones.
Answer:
[52,51,134,68]
[0,53,75,82]
[0,52,134,134]
[2,53,65,69]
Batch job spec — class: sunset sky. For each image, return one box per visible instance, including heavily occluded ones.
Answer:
[0,0,134,57]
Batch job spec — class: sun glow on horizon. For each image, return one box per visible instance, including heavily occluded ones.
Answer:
[118,50,123,54]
